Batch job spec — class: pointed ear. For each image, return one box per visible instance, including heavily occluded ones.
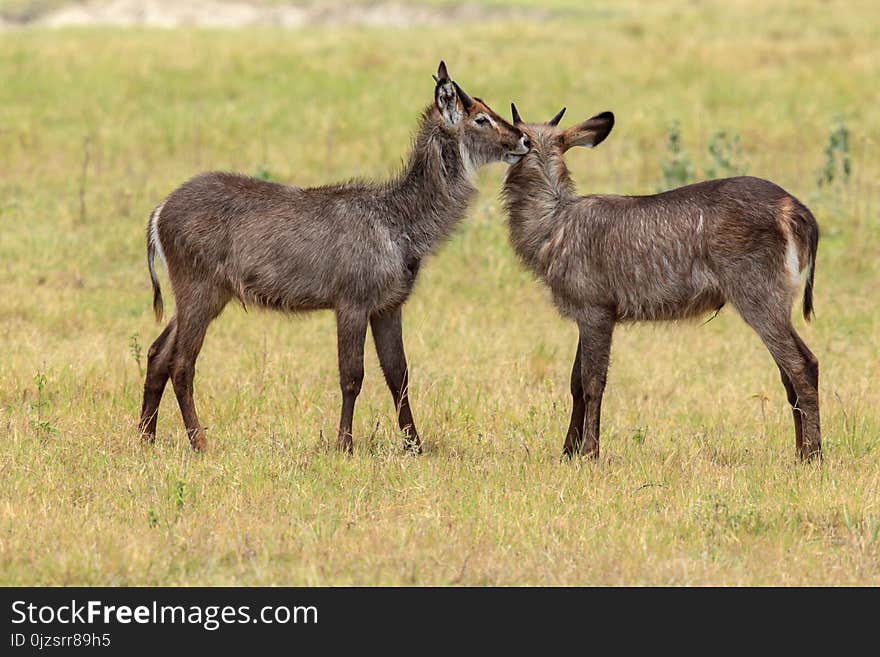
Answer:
[452,81,474,111]
[434,60,449,83]
[561,111,614,151]
[435,79,463,126]
[434,66,472,127]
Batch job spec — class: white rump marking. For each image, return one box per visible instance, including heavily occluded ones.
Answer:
[150,201,167,266]
[785,236,802,288]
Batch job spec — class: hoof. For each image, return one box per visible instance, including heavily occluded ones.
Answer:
[336,434,353,455]
[188,429,209,452]
[563,439,599,460]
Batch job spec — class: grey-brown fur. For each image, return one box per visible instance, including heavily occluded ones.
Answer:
[502,107,820,460]
[139,62,529,453]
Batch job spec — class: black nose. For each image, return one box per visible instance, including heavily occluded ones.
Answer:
[522,136,531,149]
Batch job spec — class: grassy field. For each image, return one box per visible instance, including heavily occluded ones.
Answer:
[1,0,879,585]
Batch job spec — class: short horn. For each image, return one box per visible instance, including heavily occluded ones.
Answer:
[548,107,567,126]
[511,102,523,125]
[452,81,474,109]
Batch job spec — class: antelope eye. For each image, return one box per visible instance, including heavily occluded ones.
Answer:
[475,116,490,126]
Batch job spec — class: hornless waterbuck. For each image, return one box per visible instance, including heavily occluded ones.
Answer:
[139,62,530,453]
[502,105,820,460]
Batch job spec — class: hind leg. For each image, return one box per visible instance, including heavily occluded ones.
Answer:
[789,328,820,458]
[733,298,820,460]
[791,330,819,392]
[761,327,820,461]
[169,286,229,451]
[777,365,805,455]
[139,318,177,441]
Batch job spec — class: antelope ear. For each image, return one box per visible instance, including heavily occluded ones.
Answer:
[434,63,469,127]
[562,111,614,151]
[452,81,474,111]
[434,60,449,83]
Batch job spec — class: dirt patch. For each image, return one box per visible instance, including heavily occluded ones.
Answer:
[3,0,554,28]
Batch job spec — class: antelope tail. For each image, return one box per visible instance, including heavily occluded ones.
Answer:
[802,209,819,322]
[147,203,166,323]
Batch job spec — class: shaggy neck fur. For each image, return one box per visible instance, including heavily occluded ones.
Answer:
[384,107,478,258]
[502,148,575,274]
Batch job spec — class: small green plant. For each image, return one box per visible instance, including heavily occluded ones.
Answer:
[705,130,747,179]
[147,508,160,528]
[129,332,143,374]
[660,121,694,190]
[631,426,648,445]
[35,420,59,438]
[661,123,749,188]
[32,371,58,438]
[254,164,274,181]
[173,480,187,511]
[34,372,47,406]
[817,116,851,188]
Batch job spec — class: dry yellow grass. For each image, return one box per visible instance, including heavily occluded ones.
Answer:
[1,1,878,584]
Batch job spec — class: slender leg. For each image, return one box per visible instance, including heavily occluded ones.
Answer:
[766,330,820,460]
[791,329,820,392]
[169,323,211,451]
[168,288,229,451]
[139,318,176,441]
[576,309,615,458]
[562,336,585,457]
[789,327,820,459]
[734,299,820,461]
[777,365,804,455]
[370,306,421,453]
[336,306,369,454]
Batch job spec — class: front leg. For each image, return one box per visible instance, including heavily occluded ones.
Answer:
[576,308,615,458]
[562,335,585,458]
[336,306,369,454]
[371,305,421,453]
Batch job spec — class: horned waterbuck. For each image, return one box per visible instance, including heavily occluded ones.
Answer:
[502,105,820,461]
[139,62,530,453]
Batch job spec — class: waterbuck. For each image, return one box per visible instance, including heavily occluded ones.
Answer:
[502,105,820,460]
[139,62,530,453]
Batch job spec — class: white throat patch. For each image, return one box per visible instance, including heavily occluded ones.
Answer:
[459,143,476,180]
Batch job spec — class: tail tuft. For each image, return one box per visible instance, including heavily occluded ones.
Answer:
[802,212,819,322]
